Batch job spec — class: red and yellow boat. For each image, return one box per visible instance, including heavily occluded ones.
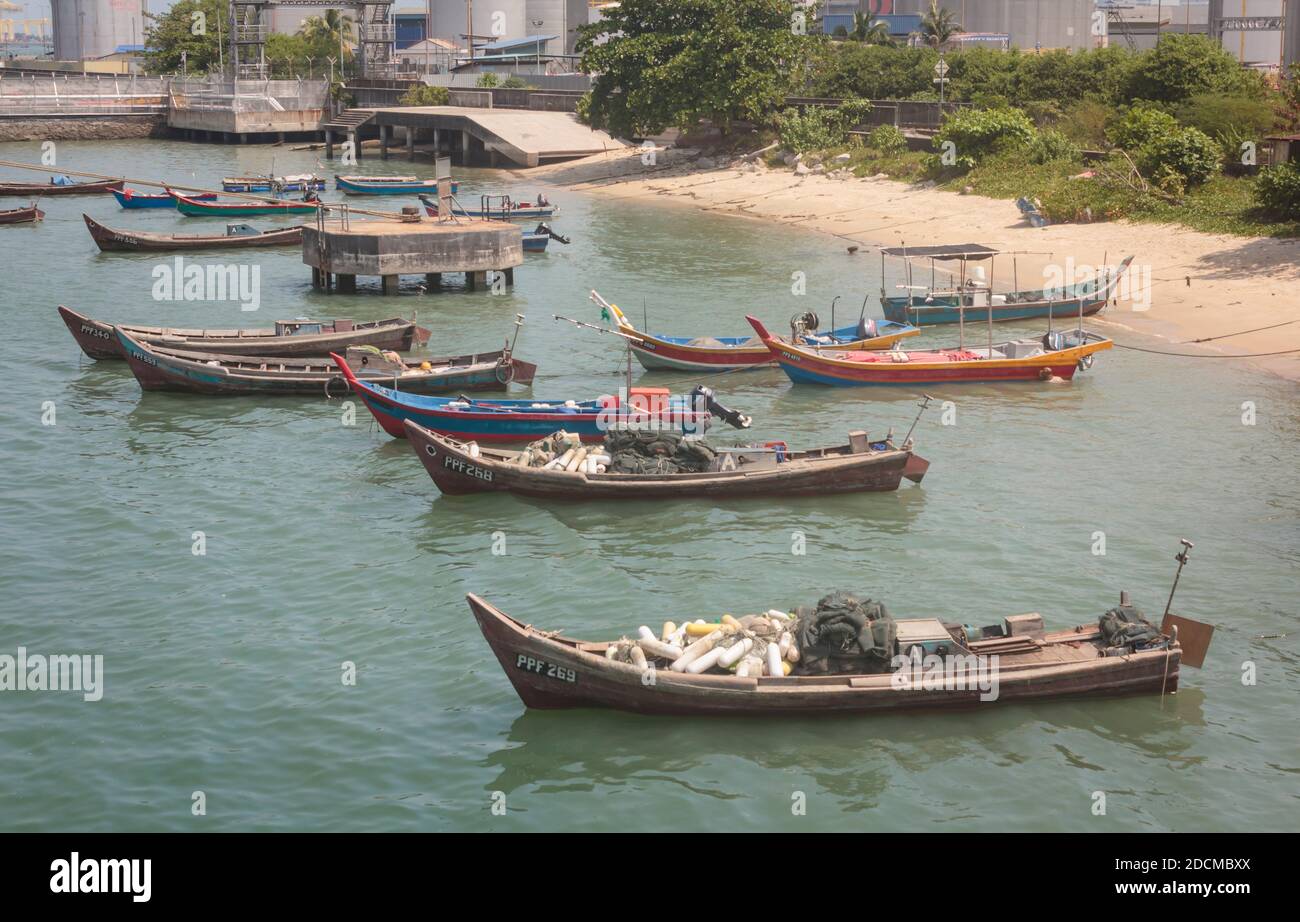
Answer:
[746,316,1113,386]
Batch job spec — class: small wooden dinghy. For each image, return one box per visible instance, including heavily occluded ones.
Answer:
[84,214,304,251]
[0,176,122,195]
[420,193,556,221]
[173,192,320,216]
[405,421,928,498]
[223,174,325,193]
[0,203,43,224]
[747,315,1113,386]
[117,328,535,397]
[467,593,1193,716]
[595,291,919,372]
[112,187,215,209]
[59,305,431,360]
[335,175,457,195]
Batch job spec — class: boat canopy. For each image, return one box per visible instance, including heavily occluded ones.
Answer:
[880,244,999,260]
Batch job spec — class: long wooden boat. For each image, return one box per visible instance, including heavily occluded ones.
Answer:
[111,187,215,209]
[405,420,929,498]
[879,245,1134,326]
[117,328,536,397]
[59,305,430,360]
[173,192,320,217]
[0,204,43,224]
[747,316,1112,386]
[334,353,711,441]
[223,174,325,193]
[335,175,457,195]
[597,293,919,372]
[84,214,304,251]
[0,177,122,196]
[467,593,1186,716]
[419,194,555,221]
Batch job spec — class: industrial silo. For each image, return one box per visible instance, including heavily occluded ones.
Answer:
[427,0,527,47]
[50,0,145,62]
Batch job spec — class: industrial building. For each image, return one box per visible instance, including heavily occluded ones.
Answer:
[49,0,145,62]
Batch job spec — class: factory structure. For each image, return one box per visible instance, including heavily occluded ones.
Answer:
[48,0,144,62]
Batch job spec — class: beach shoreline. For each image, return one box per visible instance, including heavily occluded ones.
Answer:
[527,148,1300,382]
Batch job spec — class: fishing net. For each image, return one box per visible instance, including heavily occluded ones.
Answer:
[793,591,896,675]
[1099,604,1163,649]
[603,431,717,475]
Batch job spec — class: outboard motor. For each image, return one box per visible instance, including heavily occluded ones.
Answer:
[690,385,752,430]
[535,222,570,245]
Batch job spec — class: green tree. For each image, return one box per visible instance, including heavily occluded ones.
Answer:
[577,0,810,137]
[1123,34,1265,105]
[917,1,961,48]
[849,12,893,46]
[299,9,354,48]
[142,0,225,75]
[1255,160,1300,219]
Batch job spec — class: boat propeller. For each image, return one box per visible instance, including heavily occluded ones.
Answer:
[690,385,752,430]
[534,223,570,244]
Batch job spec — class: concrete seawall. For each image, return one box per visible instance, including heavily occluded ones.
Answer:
[0,114,167,142]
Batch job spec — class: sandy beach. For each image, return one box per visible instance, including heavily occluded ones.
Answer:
[528,148,1300,382]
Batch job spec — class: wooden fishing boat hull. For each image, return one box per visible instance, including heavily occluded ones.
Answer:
[84,214,304,251]
[880,256,1135,326]
[111,188,215,209]
[0,205,43,224]
[59,305,430,360]
[747,316,1113,386]
[522,233,550,252]
[117,329,532,397]
[223,176,326,193]
[467,594,1182,716]
[335,354,704,441]
[335,176,456,195]
[406,421,926,498]
[0,178,123,195]
[420,196,555,221]
[174,195,319,217]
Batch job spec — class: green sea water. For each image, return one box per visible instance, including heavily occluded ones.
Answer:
[0,139,1297,832]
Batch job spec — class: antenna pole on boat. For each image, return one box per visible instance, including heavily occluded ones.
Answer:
[902,394,934,448]
[958,257,966,350]
[988,253,994,357]
[508,313,525,356]
[1163,539,1195,619]
[830,295,840,331]
[552,314,641,344]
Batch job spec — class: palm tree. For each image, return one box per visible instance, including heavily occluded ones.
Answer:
[849,12,894,46]
[918,1,961,48]
[299,9,354,48]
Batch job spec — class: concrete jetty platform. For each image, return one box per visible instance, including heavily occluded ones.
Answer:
[324,107,624,167]
[303,218,523,294]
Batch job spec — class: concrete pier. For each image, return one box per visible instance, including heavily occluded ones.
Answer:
[302,219,523,294]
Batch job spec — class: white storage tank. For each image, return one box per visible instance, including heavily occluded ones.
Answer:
[51,0,145,62]
[893,0,1098,52]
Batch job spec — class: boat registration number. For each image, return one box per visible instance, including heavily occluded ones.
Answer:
[438,452,494,482]
[515,654,577,684]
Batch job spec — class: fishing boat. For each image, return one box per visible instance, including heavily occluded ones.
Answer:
[335,175,457,195]
[223,174,325,193]
[591,291,919,372]
[419,193,556,221]
[334,352,747,441]
[879,245,1134,326]
[116,328,536,397]
[0,204,42,224]
[747,316,1112,386]
[0,176,123,195]
[465,539,1211,715]
[404,421,929,498]
[59,305,431,360]
[111,187,216,209]
[84,214,304,251]
[172,192,320,217]
[522,223,570,253]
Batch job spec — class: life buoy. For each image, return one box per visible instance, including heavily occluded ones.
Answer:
[495,361,514,384]
[324,375,349,399]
